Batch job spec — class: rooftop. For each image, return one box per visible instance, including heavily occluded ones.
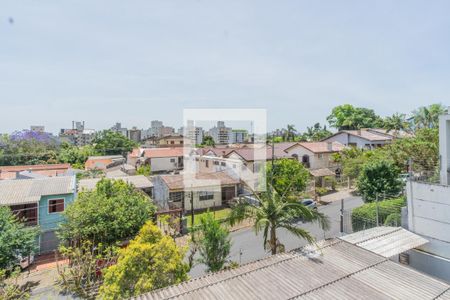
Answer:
[135,238,450,300]
[291,141,345,153]
[0,176,76,205]
[78,175,153,191]
[160,172,239,190]
[143,148,185,158]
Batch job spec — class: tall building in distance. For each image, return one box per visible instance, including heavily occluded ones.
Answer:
[110,122,128,137]
[208,121,232,145]
[59,121,96,146]
[127,126,142,143]
[30,125,45,133]
[231,129,248,144]
[179,120,203,145]
[144,120,175,138]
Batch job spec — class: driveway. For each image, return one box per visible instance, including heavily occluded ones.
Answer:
[189,195,363,277]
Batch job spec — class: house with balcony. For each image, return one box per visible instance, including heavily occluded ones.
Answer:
[403,114,450,282]
[152,172,240,211]
[0,176,76,253]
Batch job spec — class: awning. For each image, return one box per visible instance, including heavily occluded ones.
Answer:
[339,226,428,258]
[309,168,335,177]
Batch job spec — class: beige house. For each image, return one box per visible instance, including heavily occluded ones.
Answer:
[152,172,240,211]
[284,141,344,171]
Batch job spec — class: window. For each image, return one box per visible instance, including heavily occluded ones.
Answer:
[170,141,175,144]
[214,161,219,165]
[169,192,184,202]
[199,191,214,201]
[170,158,176,163]
[318,154,323,159]
[48,199,64,213]
[221,162,226,166]
[205,160,209,168]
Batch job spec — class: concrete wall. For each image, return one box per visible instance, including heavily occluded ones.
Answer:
[407,249,450,283]
[150,157,180,173]
[406,181,450,260]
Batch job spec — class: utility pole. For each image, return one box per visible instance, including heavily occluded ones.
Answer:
[375,193,379,227]
[340,198,344,235]
[190,189,194,228]
[271,134,275,188]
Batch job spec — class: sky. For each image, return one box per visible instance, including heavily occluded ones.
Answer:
[1,0,450,134]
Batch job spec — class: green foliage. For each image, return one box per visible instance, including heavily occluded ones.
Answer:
[382,113,410,133]
[59,179,156,246]
[351,198,405,231]
[93,130,137,156]
[136,164,151,176]
[0,268,30,300]
[267,158,309,196]
[412,103,447,130]
[315,187,328,196]
[98,222,189,299]
[302,123,332,141]
[0,133,59,166]
[193,212,231,272]
[201,136,215,147]
[357,160,403,202]
[0,207,39,270]
[283,124,297,141]
[56,241,117,299]
[327,104,382,130]
[58,143,99,169]
[229,188,329,255]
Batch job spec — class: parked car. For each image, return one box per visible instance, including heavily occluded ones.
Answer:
[300,199,317,210]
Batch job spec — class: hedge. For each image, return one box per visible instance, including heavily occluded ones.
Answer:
[351,197,405,231]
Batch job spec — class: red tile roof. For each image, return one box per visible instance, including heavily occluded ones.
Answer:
[143,148,184,158]
[294,141,345,153]
[0,164,71,180]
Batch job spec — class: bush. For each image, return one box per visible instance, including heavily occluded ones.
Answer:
[316,187,328,196]
[357,160,403,202]
[351,197,405,231]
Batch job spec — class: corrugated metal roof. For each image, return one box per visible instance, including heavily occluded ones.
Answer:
[0,176,75,205]
[437,288,450,300]
[339,226,428,258]
[133,239,449,300]
[78,175,153,191]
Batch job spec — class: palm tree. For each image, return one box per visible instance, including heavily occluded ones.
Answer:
[383,113,410,135]
[229,188,329,255]
[285,124,297,142]
[413,104,447,129]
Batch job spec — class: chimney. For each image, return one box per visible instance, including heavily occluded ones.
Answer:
[327,142,333,151]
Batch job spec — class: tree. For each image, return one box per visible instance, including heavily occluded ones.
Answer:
[357,160,403,202]
[136,164,151,176]
[229,188,329,255]
[201,136,215,147]
[303,123,332,141]
[284,124,297,141]
[93,130,137,156]
[266,159,309,196]
[58,179,156,246]
[383,113,410,135]
[327,104,382,130]
[0,131,59,166]
[0,207,39,270]
[58,143,99,169]
[412,103,447,130]
[98,222,189,299]
[1,268,31,300]
[56,242,117,299]
[193,212,231,272]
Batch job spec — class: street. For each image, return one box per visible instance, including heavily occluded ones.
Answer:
[189,195,363,277]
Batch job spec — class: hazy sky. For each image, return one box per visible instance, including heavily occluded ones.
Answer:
[1,0,450,134]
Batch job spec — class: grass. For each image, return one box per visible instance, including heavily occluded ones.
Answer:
[185,208,231,228]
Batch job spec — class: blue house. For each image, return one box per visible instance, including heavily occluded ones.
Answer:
[0,176,76,253]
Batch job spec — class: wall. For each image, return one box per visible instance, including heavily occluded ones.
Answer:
[150,157,180,173]
[38,193,75,232]
[406,181,450,260]
[152,176,170,209]
[324,132,387,149]
[183,186,223,211]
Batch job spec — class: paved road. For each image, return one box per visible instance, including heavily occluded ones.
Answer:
[190,195,363,277]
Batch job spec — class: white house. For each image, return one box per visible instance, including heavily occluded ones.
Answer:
[403,113,450,282]
[128,148,185,173]
[321,128,409,149]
